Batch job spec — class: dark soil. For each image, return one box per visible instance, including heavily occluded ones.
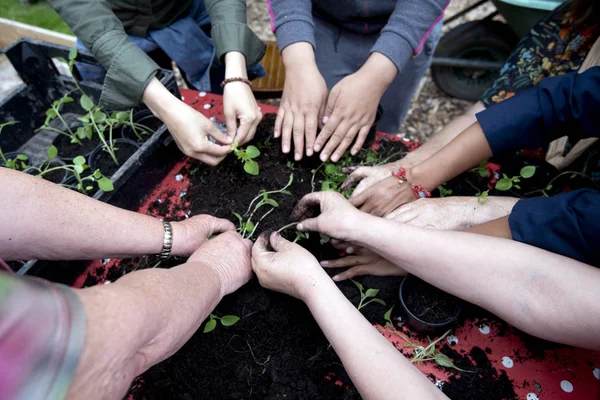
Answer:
[121,113,163,142]
[53,133,99,160]
[402,276,461,324]
[440,345,517,400]
[90,140,139,177]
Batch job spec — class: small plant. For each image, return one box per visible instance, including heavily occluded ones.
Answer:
[231,142,260,175]
[351,279,386,311]
[37,94,83,143]
[0,121,29,170]
[382,307,471,372]
[203,313,240,333]
[437,184,452,197]
[495,166,536,191]
[473,159,489,178]
[277,222,310,243]
[478,190,489,205]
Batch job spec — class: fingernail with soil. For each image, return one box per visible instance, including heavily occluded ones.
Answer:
[283,144,289,153]
[332,275,341,281]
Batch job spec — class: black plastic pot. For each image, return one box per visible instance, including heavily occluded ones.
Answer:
[120,110,162,142]
[24,157,70,184]
[52,133,97,163]
[398,275,462,335]
[62,173,97,194]
[89,139,140,177]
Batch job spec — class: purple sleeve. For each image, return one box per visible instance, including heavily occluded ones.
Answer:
[268,0,315,51]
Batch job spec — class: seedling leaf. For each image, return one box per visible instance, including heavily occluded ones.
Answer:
[80,95,94,112]
[232,212,243,225]
[263,198,279,208]
[325,164,337,176]
[46,108,58,118]
[244,160,259,175]
[245,145,260,159]
[370,298,387,306]
[203,318,217,333]
[351,279,364,292]
[16,154,28,161]
[495,178,512,191]
[93,169,102,179]
[47,145,58,160]
[92,111,107,123]
[97,177,114,192]
[384,306,394,322]
[478,160,489,177]
[74,164,84,174]
[434,353,455,368]
[520,166,536,178]
[365,288,379,298]
[245,220,255,232]
[220,315,240,326]
[73,155,86,165]
[68,48,78,61]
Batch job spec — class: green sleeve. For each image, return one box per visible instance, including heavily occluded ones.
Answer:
[205,0,266,66]
[47,0,160,110]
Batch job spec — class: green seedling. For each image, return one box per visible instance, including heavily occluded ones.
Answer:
[478,190,489,205]
[231,142,260,175]
[382,307,471,373]
[351,279,386,311]
[437,184,452,197]
[36,93,83,144]
[472,159,489,178]
[495,166,536,191]
[277,222,310,243]
[0,121,29,170]
[525,170,599,197]
[203,313,240,333]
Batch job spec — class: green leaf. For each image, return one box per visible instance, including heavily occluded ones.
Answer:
[370,298,386,306]
[97,177,114,192]
[263,198,279,208]
[92,111,107,123]
[203,318,217,333]
[220,315,240,326]
[75,126,88,140]
[435,353,455,368]
[546,184,553,190]
[245,220,255,232]
[73,155,86,165]
[68,48,78,61]
[245,145,260,159]
[232,212,243,225]
[74,164,84,174]
[80,95,94,112]
[495,178,513,191]
[16,154,28,161]
[351,279,364,292]
[384,306,394,322]
[55,57,68,64]
[520,166,536,179]
[47,145,58,160]
[85,186,93,191]
[62,96,73,104]
[324,164,337,176]
[478,160,489,177]
[46,108,58,118]
[321,181,331,191]
[116,111,129,122]
[244,160,259,175]
[365,288,379,298]
[92,169,102,179]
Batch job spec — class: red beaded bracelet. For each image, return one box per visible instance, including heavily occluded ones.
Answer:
[220,77,252,88]
[391,167,408,186]
[391,168,431,199]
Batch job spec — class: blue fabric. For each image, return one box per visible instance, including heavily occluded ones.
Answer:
[76,0,265,93]
[509,189,600,267]
[476,66,600,156]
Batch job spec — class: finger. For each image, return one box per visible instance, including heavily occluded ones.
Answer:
[340,166,369,190]
[274,106,285,139]
[331,124,359,163]
[321,121,350,162]
[331,266,370,282]
[236,119,252,145]
[292,114,305,161]
[196,153,227,166]
[202,141,232,157]
[351,125,371,155]
[385,203,414,220]
[320,256,365,268]
[252,232,271,258]
[291,192,324,222]
[318,95,327,130]
[281,112,294,154]
[349,188,370,208]
[245,108,262,144]
[206,123,234,145]
[209,217,236,235]
[314,114,340,155]
[352,177,377,198]
[224,111,237,138]
[269,231,294,252]
[305,112,318,157]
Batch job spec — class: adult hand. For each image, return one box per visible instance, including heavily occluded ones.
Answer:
[223,51,262,145]
[252,231,327,300]
[340,164,395,197]
[275,42,328,160]
[314,53,396,162]
[321,247,407,282]
[293,191,362,242]
[188,231,253,296]
[170,215,236,256]
[349,175,418,217]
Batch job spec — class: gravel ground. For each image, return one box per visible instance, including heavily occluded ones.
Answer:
[246,0,498,142]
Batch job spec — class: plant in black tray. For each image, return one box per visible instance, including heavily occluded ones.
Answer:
[37,93,84,144]
[0,121,29,170]
[231,142,260,175]
[351,279,386,311]
[203,313,240,333]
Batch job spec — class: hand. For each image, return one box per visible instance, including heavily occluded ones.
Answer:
[350,175,418,217]
[321,247,407,282]
[223,51,262,145]
[171,215,236,256]
[188,231,253,296]
[340,164,395,197]
[314,53,397,162]
[275,42,328,160]
[252,231,328,300]
[293,191,362,242]
[142,77,233,165]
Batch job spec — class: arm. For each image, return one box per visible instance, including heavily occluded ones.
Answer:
[68,231,253,399]
[0,169,234,260]
[47,0,158,110]
[295,192,600,349]
[252,233,446,400]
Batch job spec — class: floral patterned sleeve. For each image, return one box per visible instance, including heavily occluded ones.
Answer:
[0,270,86,400]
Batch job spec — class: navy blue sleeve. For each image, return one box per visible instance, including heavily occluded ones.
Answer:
[476,66,600,155]
[509,189,600,267]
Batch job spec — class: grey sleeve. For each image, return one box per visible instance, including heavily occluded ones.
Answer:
[371,0,448,73]
[269,0,315,52]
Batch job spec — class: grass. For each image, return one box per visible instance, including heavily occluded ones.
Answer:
[0,0,72,35]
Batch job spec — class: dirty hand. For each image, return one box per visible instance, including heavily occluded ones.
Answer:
[223,51,262,146]
[293,191,362,241]
[170,215,236,256]
[314,53,396,163]
[341,164,397,197]
[321,247,407,282]
[252,232,328,300]
[276,42,328,160]
[188,230,253,296]
[350,174,419,217]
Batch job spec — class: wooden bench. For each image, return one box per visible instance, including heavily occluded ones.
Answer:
[252,40,285,99]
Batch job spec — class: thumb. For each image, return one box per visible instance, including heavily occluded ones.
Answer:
[208,217,236,235]
[269,231,294,252]
[224,110,238,139]
[206,121,233,145]
[236,119,252,144]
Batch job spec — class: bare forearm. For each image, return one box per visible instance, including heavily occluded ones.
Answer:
[0,169,164,260]
[142,76,181,122]
[304,279,445,400]
[282,42,317,71]
[224,51,248,79]
[355,216,600,348]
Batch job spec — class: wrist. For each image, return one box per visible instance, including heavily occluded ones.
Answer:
[359,52,397,92]
[282,42,317,71]
[169,221,196,257]
[301,272,339,305]
[224,51,248,79]
[142,77,181,122]
[408,163,441,192]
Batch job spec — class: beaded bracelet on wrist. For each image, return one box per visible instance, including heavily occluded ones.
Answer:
[220,77,252,88]
[390,167,431,199]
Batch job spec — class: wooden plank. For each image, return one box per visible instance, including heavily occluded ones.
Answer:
[252,40,285,97]
[0,18,75,49]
